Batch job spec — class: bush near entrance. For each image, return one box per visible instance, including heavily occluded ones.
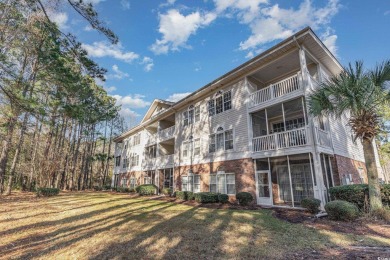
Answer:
[329,184,390,211]
[236,192,253,206]
[194,192,219,203]
[301,197,321,214]
[175,191,194,200]
[325,200,360,221]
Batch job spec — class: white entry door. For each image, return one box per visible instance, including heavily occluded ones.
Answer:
[256,170,272,205]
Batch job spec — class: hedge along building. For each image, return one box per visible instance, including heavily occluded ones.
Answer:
[112,27,384,208]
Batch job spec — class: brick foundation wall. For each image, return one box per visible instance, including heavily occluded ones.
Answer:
[333,155,367,185]
[174,158,256,202]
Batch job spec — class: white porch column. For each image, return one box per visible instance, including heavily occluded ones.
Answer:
[298,48,309,92]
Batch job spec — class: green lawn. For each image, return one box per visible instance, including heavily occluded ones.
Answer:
[0,192,389,259]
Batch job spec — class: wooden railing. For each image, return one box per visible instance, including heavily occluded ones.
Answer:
[249,73,302,107]
[252,127,308,152]
[159,125,175,141]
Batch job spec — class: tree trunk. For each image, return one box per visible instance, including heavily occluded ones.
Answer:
[4,113,29,195]
[362,139,383,211]
[0,116,17,194]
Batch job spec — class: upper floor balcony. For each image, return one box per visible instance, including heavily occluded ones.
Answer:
[251,96,331,155]
[249,73,303,109]
[159,125,175,142]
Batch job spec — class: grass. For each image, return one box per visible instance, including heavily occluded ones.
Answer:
[0,191,389,259]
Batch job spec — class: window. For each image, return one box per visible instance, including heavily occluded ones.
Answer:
[122,158,129,169]
[195,106,200,122]
[121,178,127,187]
[182,142,189,158]
[216,96,223,114]
[115,156,121,167]
[131,154,139,166]
[133,134,140,146]
[224,130,233,150]
[209,173,235,195]
[183,105,200,126]
[208,100,215,116]
[124,141,128,150]
[144,177,151,184]
[130,177,136,189]
[208,90,232,116]
[194,139,200,156]
[223,91,232,111]
[209,128,233,153]
[183,111,189,126]
[181,174,200,193]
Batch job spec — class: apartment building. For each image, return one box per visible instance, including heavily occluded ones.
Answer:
[112,27,383,208]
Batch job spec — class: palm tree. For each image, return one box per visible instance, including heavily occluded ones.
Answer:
[308,60,390,211]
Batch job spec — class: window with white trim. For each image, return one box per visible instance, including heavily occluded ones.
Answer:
[209,127,233,153]
[122,157,129,168]
[181,174,200,193]
[182,138,200,158]
[121,178,127,187]
[115,156,121,167]
[183,105,200,126]
[194,138,200,156]
[208,90,232,116]
[131,154,139,166]
[209,172,235,195]
[182,142,189,158]
[124,141,128,150]
[130,177,136,189]
[133,134,141,146]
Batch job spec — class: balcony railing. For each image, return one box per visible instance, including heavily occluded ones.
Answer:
[253,127,308,152]
[159,125,175,141]
[145,134,157,145]
[249,73,302,108]
[316,127,331,148]
[158,154,174,166]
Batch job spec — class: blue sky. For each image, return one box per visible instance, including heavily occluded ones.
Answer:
[49,0,390,126]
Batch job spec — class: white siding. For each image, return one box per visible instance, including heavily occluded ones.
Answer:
[174,79,250,166]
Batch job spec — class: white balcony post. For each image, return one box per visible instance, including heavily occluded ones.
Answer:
[299,48,309,91]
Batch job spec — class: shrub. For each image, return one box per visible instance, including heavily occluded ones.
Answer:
[325,200,360,221]
[116,187,130,193]
[329,184,368,210]
[93,186,102,191]
[135,184,157,195]
[36,188,60,197]
[129,188,136,193]
[218,194,229,203]
[162,188,173,196]
[102,185,112,191]
[369,206,390,222]
[187,191,194,200]
[194,192,219,203]
[175,191,194,200]
[301,197,321,214]
[382,185,390,206]
[236,192,253,206]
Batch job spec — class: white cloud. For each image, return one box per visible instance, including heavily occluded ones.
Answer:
[141,57,154,72]
[212,0,341,57]
[166,92,191,102]
[82,41,139,63]
[119,107,139,118]
[112,94,151,108]
[48,12,68,29]
[105,86,117,93]
[120,0,130,10]
[321,28,338,56]
[150,9,217,54]
[110,64,130,79]
[84,25,93,31]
